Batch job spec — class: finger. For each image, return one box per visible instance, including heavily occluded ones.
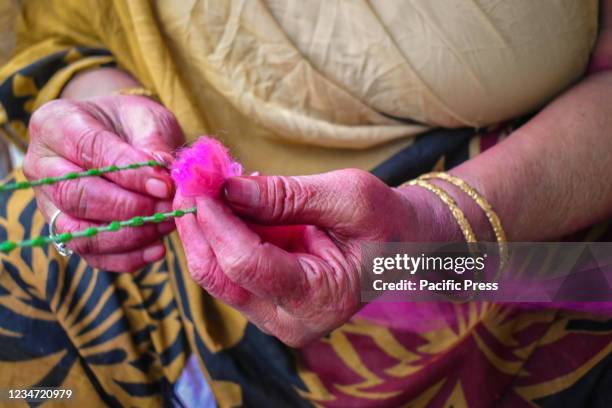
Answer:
[174,193,253,307]
[36,195,174,254]
[83,241,167,273]
[195,196,309,303]
[35,156,172,221]
[61,216,174,255]
[176,192,297,339]
[117,98,184,164]
[33,101,173,198]
[223,169,386,230]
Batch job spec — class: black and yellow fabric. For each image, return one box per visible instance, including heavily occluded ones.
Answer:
[0,178,309,406]
[1,1,611,406]
[1,128,612,407]
[0,45,115,147]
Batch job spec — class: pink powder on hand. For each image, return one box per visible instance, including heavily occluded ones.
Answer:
[171,136,243,197]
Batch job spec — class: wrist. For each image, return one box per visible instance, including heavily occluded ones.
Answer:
[394,182,494,243]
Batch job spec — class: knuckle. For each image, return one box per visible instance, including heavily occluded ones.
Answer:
[72,235,97,255]
[267,177,312,220]
[22,153,36,180]
[86,234,106,254]
[191,263,225,295]
[188,260,250,307]
[82,256,103,270]
[118,229,149,249]
[188,259,213,286]
[53,178,88,218]
[156,107,179,128]
[111,193,148,220]
[223,249,256,282]
[157,110,183,146]
[74,127,108,166]
[342,168,381,218]
[132,102,183,147]
[29,100,76,136]
[58,219,97,254]
[343,168,377,196]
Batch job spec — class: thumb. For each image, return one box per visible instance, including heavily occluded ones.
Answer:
[223,169,374,228]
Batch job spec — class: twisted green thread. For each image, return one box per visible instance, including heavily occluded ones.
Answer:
[0,159,193,254]
[0,160,164,192]
[0,207,197,254]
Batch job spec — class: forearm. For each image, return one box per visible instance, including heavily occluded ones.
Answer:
[60,67,140,100]
[439,71,612,241]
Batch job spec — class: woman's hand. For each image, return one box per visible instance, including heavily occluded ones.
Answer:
[174,169,444,347]
[24,95,184,271]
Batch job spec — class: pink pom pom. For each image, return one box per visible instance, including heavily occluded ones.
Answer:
[171,136,243,197]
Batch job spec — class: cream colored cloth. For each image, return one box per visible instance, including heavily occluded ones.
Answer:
[154,0,598,172]
[2,0,599,175]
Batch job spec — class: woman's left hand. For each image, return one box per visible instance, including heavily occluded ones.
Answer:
[174,169,436,347]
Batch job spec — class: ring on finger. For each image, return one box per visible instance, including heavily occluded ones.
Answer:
[50,209,74,257]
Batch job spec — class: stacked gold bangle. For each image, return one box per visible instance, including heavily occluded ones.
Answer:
[401,172,508,271]
[405,179,478,243]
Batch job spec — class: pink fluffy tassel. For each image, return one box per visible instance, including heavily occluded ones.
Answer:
[171,136,243,197]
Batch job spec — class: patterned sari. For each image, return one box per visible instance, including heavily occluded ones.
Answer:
[1,2,611,407]
[1,61,611,404]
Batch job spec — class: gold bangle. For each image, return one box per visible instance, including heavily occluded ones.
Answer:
[114,87,158,100]
[403,179,477,243]
[418,172,508,270]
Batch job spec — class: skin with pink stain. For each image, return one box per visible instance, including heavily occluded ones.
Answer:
[24,70,184,271]
[173,170,428,347]
[22,0,612,346]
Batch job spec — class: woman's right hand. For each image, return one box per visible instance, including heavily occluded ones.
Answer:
[24,95,184,272]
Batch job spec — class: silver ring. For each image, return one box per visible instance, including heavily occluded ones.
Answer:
[50,209,73,257]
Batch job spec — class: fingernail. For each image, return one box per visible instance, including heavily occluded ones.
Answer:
[146,178,170,198]
[224,177,260,206]
[143,243,165,263]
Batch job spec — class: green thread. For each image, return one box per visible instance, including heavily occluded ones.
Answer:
[28,236,49,247]
[84,227,98,237]
[58,232,72,243]
[0,207,197,254]
[0,161,165,192]
[0,241,17,253]
[131,216,144,227]
[0,160,200,255]
[152,213,166,223]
